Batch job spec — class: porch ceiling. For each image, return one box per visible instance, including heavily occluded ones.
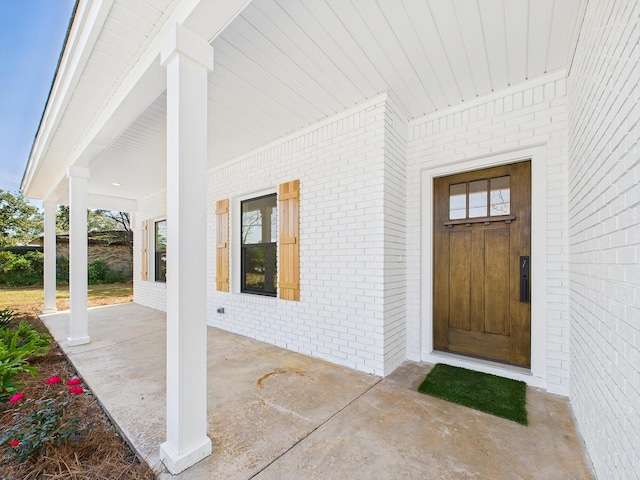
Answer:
[27,0,585,208]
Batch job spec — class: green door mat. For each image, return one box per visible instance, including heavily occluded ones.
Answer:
[418,364,528,425]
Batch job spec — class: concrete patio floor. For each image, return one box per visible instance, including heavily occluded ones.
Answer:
[41,303,594,479]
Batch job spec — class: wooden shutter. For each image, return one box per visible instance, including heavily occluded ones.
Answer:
[216,199,230,292]
[278,180,300,301]
[141,220,149,281]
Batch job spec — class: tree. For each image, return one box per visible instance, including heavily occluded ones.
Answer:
[56,205,69,233]
[91,210,131,233]
[56,207,132,253]
[57,207,131,234]
[0,190,43,247]
[91,210,132,254]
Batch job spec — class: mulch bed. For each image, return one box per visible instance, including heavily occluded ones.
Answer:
[0,313,156,479]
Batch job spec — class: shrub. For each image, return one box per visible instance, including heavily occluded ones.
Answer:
[0,308,18,326]
[0,375,90,461]
[88,258,128,284]
[56,255,69,284]
[0,321,51,402]
[1,246,43,255]
[88,259,109,284]
[0,251,43,286]
[24,251,43,276]
[0,251,128,286]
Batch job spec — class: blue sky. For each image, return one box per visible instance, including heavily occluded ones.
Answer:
[0,0,76,195]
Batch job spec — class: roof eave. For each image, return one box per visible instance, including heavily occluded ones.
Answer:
[20,0,115,200]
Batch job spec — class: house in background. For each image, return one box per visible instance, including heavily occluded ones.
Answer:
[30,231,133,278]
[21,0,638,476]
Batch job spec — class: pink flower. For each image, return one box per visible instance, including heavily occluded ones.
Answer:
[8,393,25,403]
[10,440,19,447]
[66,377,82,386]
[69,386,84,395]
[45,376,62,385]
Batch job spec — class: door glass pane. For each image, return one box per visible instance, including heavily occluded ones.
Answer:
[449,183,466,219]
[468,180,488,218]
[490,176,511,216]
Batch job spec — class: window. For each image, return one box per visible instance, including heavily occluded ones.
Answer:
[155,220,167,282]
[448,176,511,220]
[241,194,277,296]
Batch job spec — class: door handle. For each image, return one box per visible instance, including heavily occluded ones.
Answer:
[520,256,530,303]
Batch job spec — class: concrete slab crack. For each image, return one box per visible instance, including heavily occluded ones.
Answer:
[247,377,383,479]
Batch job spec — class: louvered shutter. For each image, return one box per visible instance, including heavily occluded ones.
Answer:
[278,180,300,301]
[216,199,230,292]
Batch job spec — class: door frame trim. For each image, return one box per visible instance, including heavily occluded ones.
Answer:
[420,144,548,389]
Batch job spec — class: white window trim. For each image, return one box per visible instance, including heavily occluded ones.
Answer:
[420,144,549,391]
[231,188,278,296]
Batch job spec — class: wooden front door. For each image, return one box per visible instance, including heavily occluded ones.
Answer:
[433,161,531,367]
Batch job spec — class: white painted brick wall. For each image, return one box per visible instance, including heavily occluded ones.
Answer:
[405,73,571,393]
[567,1,640,478]
[132,190,167,312]
[207,95,391,375]
[382,93,409,374]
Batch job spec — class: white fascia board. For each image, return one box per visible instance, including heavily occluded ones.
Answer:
[183,0,254,44]
[52,193,138,212]
[44,0,253,202]
[87,194,137,212]
[22,0,114,198]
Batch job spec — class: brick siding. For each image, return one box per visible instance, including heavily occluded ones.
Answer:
[406,72,571,394]
[567,0,640,477]
[133,191,167,312]
[127,7,640,475]
[207,95,394,375]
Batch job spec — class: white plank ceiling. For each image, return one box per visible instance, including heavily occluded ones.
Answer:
[48,0,584,204]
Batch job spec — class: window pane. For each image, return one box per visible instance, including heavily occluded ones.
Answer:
[241,194,277,296]
[243,244,277,295]
[468,180,488,218]
[155,220,166,251]
[155,252,166,282]
[449,183,466,220]
[155,220,166,282]
[242,195,277,245]
[490,176,511,216]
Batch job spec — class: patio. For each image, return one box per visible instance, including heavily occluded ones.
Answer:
[41,303,594,479]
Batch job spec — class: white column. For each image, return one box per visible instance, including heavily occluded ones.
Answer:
[67,166,90,346]
[42,200,57,314]
[159,23,213,475]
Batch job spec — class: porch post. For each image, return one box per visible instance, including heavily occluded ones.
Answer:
[159,23,213,474]
[42,200,57,314]
[67,166,90,346]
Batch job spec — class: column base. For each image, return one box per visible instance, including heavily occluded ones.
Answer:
[160,437,212,475]
[41,307,58,315]
[67,336,91,347]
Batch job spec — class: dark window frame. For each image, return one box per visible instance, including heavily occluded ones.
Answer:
[154,219,166,283]
[240,193,277,296]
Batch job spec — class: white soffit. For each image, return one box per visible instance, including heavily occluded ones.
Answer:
[25,0,175,201]
[36,0,584,204]
[206,0,583,163]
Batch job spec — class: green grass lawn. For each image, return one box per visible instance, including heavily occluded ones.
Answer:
[0,282,133,315]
